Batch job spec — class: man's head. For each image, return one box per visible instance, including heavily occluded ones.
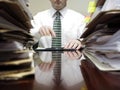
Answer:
[50,0,67,10]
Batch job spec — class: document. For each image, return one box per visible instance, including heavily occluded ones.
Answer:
[86,30,120,53]
[81,10,120,38]
[0,9,27,30]
[83,28,120,71]
[101,0,120,11]
[0,0,33,29]
[84,50,120,71]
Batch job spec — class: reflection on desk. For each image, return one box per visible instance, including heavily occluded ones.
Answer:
[33,51,85,90]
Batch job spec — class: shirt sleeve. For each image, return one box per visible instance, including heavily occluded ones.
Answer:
[30,13,42,43]
[77,16,86,39]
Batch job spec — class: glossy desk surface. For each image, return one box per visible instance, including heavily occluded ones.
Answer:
[0,51,87,90]
[33,51,86,90]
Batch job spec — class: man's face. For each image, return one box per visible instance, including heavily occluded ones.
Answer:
[50,0,67,10]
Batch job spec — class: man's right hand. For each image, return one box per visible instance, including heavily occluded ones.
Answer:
[39,26,56,37]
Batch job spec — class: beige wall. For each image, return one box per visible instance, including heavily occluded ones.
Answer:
[29,0,89,16]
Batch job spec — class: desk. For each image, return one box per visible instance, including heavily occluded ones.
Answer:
[80,59,120,90]
[0,51,87,90]
[0,78,34,90]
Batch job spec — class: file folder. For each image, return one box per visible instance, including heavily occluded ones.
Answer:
[81,10,120,38]
[0,9,27,30]
[0,0,33,29]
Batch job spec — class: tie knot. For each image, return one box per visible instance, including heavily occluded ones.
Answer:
[56,11,61,17]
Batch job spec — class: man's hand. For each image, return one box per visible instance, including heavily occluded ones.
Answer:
[39,26,56,37]
[64,51,82,60]
[64,39,82,50]
[39,61,56,72]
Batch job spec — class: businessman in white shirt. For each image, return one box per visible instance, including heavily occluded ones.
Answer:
[30,0,86,49]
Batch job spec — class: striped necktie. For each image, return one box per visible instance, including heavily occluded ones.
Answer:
[52,11,61,48]
[52,11,62,85]
[52,52,61,85]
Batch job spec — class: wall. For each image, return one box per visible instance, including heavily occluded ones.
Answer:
[29,0,89,16]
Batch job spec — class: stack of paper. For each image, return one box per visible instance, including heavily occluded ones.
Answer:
[0,0,34,80]
[81,10,120,71]
[80,4,120,90]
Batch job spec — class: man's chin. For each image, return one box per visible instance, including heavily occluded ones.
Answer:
[54,6,62,10]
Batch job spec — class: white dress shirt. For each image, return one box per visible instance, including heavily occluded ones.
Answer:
[30,7,86,48]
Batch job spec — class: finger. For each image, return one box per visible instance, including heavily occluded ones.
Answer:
[67,51,74,58]
[41,63,47,71]
[39,63,44,70]
[49,61,56,70]
[49,28,56,37]
[64,42,70,49]
[72,51,78,57]
[76,51,82,58]
[76,50,82,59]
[42,26,48,36]
[39,27,44,36]
[63,51,67,56]
[68,42,74,49]
[42,63,51,71]
[45,27,51,36]
[44,63,51,71]
[64,51,72,58]
[72,43,78,49]
[40,27,47,36]
[76,42,82,50]
[64,41,73,49]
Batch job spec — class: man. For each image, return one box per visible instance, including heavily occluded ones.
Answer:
[32,1,85,89]
[30,0,85,49]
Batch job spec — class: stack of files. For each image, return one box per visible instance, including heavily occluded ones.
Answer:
[0,0,33,44]
[80,10,120,90]
[81,10,120,38]
[81,10,120,71]
[0,0,34,81]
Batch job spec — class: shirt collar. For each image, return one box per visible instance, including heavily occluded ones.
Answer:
[50,7,67,18]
